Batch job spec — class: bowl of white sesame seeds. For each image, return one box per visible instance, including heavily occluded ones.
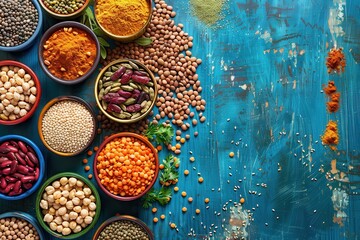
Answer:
[37,96,96,157]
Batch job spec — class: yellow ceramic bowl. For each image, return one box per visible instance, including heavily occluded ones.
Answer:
[38,96,97,157]
[38,0,90,20]
[94,59,158,124]
[94,0,153,42]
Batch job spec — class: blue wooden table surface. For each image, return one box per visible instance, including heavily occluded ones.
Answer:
[1,0,360,239]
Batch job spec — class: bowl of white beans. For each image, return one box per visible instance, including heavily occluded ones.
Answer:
[0,60,42,125]
[35,172,101,239]
[0,211,46,240]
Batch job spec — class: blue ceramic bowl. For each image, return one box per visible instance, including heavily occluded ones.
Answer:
[0,0,43,52]
[0,211,46,240]
[0,135,45,200]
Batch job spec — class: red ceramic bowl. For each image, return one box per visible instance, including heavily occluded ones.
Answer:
[0,60,41,125]
[93,132,159,201]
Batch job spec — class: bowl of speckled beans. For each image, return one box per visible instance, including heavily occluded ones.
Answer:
[37,96,97,157]
[38,0,90,20]
[0,0,43,51]
[92,215,154,240]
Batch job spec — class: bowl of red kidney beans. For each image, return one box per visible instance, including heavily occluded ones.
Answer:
[0,134,45,200]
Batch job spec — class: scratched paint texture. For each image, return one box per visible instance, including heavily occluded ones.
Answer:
[0,0,359,239]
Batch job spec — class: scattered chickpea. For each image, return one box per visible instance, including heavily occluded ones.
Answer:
[229,152,235,158]
[195,209,201,214]
[153,217,158,223]
[152,208,157,213]
[182,207,187,213]
[204,198,210,204]
[189,157,195,162]
[184,169,189,176]
[181,191,187,197]
[180,138,186,143]
[198,177,204,183]
[173,186,179,192]
[170,223,176,229]
[188,197,193,203]
[160,214,166,220]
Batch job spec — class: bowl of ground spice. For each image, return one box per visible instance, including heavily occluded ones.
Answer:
[94,0,152,42]
[0,60,42,125]
[0,0,43,52]
[38,0,90,20]
[93,132,159,201]
[38,21,100,85]
[93,215,154,240]
[37,96,97,157]
[94,59,158,124]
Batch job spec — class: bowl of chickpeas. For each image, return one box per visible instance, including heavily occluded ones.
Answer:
[0,60,42,125]
[35,172,101,239]
[0,211,46,240]
[93,132,159,201]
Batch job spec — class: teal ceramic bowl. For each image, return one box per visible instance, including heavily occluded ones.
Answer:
[0,0,43,52]
[35,172,101,239]
[0,211,46,240]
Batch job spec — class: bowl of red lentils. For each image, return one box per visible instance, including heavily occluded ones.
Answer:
[93,132,159,201]
[0,211,46,240]
[92,215,154,240]
[38,0,90,20]
[37,96,97,157]
[38,21,100,85]
[0,60,42,125]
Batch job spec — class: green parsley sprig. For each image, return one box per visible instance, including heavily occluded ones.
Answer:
[160,155,180,186]
[142,187,172,208]
[145,123,174,145]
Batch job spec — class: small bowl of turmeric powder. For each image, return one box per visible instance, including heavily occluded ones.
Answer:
[94,0,153,42]
[38,21,100,85]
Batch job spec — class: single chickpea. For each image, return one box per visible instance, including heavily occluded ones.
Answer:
[83,188,92,196]
[52,181,60,189]
[72,197,81,206]
[60,177,68,186]
[57,207,67,216]
[62,227,71,236]
[80,209,88,218]
[88,202,96,211]
[89,211,96,218]
[66,201,74,210]
[62,213,70,221]
[84,216,93,225]
[69,221,77,230]
[73,225,82,233]
[43,214,53,223]
[49,222,57,231]
[75,191,85,199]
[76,180,84,188]
[76,216,83,225]
[83,198,91,206]
[62,190,70,198]
[73,206,81,213]
[68,178,77,187]
[53,191,62,200]
[69,211,78,220]
[45,186,55,195]
[57,224,64,233]
[59,197,67,205]
[40,200,48,210]
[54,217,62,225]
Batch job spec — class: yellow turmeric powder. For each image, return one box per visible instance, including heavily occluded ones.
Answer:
[43,27,97,80]
[95,0,150,36]
[321,120,339,150]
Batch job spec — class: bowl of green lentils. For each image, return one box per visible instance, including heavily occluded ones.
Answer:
[92,215,154,240]
[0,0,43,51]
[38,0,90,20]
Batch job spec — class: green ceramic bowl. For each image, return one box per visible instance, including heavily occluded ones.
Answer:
[35,172,101,239]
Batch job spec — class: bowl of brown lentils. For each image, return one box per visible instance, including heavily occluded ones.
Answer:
[38,0,90,20]
[93,215,154,240]
[37,96,96,157]
[94,59,158,123]
[0,211,46,240]
[0,0,43,51]
[0,60,42,125]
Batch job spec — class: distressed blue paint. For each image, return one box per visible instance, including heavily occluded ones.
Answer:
[1,0,360,239]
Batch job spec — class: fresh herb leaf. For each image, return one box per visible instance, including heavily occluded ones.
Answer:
[135,37,153,46]
[100,46,107,59]
[145,123,174,145]
[142,187,172,208]
[98,37,110,47]
[160,155,180,186]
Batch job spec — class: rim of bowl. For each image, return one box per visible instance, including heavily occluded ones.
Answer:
[94,59,158,123]
[94,0,153,42]
[37,96,97,157]
[38,21,100,85]
[0,135,45,200]
[0,0,43,52]
[0,211,46,240]
[93,132,159,201]
[38,0,90,19]
[92,215,154,240]
[35,172,101,239]
[0,60,42,125]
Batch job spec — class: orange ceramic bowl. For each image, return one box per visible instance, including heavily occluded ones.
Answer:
[93,132,159,201]
[0,60,42,125]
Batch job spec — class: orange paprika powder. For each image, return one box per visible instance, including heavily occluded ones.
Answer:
[321,120,339,150]
[323,81,340,113]
[326,48,346,74]
[43,27,97,80]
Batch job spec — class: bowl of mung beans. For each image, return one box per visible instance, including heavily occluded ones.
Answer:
[0,60,42,125]
[0,135,45,201]
[37,96,97,157]
[93,132,159,201]
[0,0,43,52]
[38,0,90,20]
[35,172,101,239]
[94,59,158,124]
[0,211,46,240]
[38,21,100,85]
[94,0,153,42]
[93,215,154,240]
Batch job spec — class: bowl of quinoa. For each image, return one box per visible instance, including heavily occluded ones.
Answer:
[37,96,96,157]
[0,0,43,51]
[93,215,154,240]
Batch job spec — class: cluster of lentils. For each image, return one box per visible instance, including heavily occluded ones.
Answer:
[43,0,85,14]
[102,0,205,134]
[97,220,150,240]
[0,0,38,47]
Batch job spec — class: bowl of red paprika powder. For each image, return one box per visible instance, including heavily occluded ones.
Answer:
[38,21,100,85]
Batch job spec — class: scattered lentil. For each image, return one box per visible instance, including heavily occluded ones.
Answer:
[0,0,38,47]
[152,207,158,213]
[173,186,179,192]
[170,223,176,229]
[188,197,193,203]
[0,65,38,121]
[160,214,166,220]
[189,157,195,162]
[82,158,88,164]
[204,198,210,204]
[0,217,40,240]
[181,191,187,197]
[41,100,95,153]
[43,0,86,14]
[195,209,200,214]
[88,174,93,179]
[84,165,90,172]
[182,207,187,213]
[198,177,204,183]
[240,198,245,204]
[87,150,93,156]
[184,169,189,176]
[229,152,235,158]
[153,217,158,223]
